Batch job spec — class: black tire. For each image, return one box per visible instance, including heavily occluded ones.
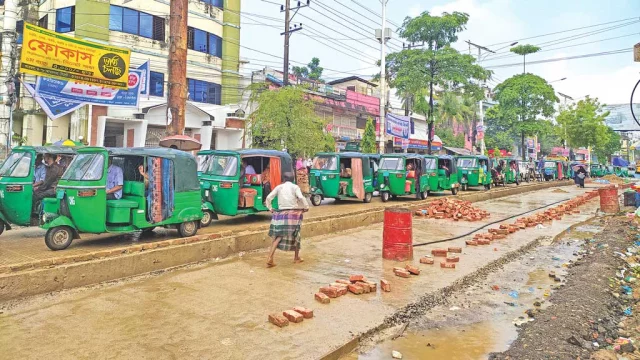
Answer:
[461,184,467,191]
[200,210,214,227]
[310,194,322,206]
[484,183,490,191]
[391,195,398,200]
[451,187,459,195]
[363,192,373,203]
[0,220,5,236]
[381,192,390,202]
[420,190,428,200]
[178,221,198,238]
[45,226,74,251]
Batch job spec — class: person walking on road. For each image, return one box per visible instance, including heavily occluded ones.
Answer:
[265,172,309,267]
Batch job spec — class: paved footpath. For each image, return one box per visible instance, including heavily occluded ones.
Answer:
[0,182,544,268]
[0,185,601,360]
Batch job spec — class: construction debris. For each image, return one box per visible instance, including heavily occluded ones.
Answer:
[415,198,490,221]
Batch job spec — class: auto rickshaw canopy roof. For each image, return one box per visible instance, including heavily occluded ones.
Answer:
[199,148,292,160]
[315,152,372,159]
[13,145,77,155]
[380,153,424,160]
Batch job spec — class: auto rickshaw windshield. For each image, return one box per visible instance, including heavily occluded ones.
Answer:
[544,161,556,168]
[425,157,437,170]
[196,154,211,172]
[456,158,476,168]
[0,152,31,177]
[379,157,404,171]
[312,155,338,170]
[62,153,104,181]
[205,155,238,176]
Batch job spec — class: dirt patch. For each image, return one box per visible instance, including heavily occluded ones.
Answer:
[489,216,639,360]
[552,188,570,193]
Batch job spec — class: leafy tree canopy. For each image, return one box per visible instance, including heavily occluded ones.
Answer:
[248,84,328,158]
[510,44,541,56]
[292,57,324,82]
[360,117,377,153]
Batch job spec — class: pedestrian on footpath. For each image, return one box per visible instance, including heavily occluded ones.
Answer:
[265,172,309,267]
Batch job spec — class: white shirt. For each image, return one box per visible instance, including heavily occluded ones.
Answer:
[245,165,256,175]
[265,181,309,211]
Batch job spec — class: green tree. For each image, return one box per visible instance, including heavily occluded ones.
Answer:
[322,132,336,152]
[248,85,327,157]
[556,97,619,160]
[492,73,558,160]
[292,57,324,81]
[436,127,465,148]
[386,11,489,154]
[360,117,377,153]
[483,106,517,151]
[510,44,541,73]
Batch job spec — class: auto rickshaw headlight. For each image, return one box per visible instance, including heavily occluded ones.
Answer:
[380,184,386,189]
[205,190,210,197]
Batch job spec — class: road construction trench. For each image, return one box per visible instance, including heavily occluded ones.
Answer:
[345,219,601,360]
[0,186,600,360]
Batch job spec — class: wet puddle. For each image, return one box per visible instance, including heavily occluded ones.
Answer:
[526,268,558,287]
[346,321,517,360]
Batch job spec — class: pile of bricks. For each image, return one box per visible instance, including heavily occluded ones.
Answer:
[314,275,387,305]
[465,191,599,248]
[415,198,490,222]
[416,247,462,269]
[394,265,421,277]
[268,306,314,328]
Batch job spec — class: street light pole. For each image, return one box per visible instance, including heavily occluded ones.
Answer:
[377,0,389,154]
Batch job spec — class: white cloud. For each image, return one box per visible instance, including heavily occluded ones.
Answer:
[408,4,422,17]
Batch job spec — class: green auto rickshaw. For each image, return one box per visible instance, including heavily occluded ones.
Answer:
[590,163,605,177]
[0,146,77,235]
[198,149,295,226]
[378,154,430,202]
[423,155,460,195]
[456,155,492,191]
[504,158,521,185]
[309,152,375,206]
[614,166,629,177]
[543,160,565,181]
[40,147,203,250]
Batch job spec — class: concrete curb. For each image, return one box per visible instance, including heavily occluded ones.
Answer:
[0,181,575,302]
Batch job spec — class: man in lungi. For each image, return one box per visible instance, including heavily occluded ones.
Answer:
[265,172,309,267]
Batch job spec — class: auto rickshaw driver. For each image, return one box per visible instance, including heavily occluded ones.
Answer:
[32,153,64,214]
[106,157,124,200]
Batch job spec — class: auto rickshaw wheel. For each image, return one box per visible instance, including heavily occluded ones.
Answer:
[452,187,459,195]
[363,192,373,203]
[45,226,74,251]
[420,190,428,200]
[381,192,390,202]
[200,210,214,227]
[178,221,198,238]
[310,194,322,206]
[0,220,5,236]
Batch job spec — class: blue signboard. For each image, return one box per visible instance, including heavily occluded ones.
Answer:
[23,82,85,120]
[35,69,143,108]
[385,113,410,140]
[137,61,150,96]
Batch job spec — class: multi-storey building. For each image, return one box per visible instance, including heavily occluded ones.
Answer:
[3,0,246,150]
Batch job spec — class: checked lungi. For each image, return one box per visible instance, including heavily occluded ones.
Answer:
[269,209,304,251]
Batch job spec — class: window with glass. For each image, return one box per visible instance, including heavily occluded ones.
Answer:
[201,0,223,8]
[16,20,23,44]
[56,7,75,33]
[187,78,221,105]
[109,5,165,41]
[63,154,104,181]
[149,71,164,97]
[312,156,338,171]
[424,158,437,170]
[456,158,477,168]
[187,27,223,57]
[205,155,237,176]
[197,155,212,172]
[0,152,32,177]
[379,157,404,171]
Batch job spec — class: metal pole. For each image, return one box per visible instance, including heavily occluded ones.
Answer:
[283,0,291,86]
[477,46,485,156]
[378,0,387,154]
[1,0,17,153]
[167,0,188,136]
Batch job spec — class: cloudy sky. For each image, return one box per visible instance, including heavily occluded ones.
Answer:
[239,0,639,106]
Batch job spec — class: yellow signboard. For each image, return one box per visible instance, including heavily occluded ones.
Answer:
[20,23,131,89]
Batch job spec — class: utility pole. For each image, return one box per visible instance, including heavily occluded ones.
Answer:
[466,41,494,156]
[0,0,18,153]
[376,0,390,154]
[167,0,188,136]
[280,1,306,86]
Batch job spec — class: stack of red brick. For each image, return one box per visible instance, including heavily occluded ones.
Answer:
[465,192,597,247]
[314,275,390,304]
[268,306,314,328]
[415,198,490,222]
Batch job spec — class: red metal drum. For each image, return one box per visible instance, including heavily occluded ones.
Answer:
[598,186,620,214]
[382,208,413,261]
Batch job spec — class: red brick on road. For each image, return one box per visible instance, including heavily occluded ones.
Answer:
[269,313,289,328]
